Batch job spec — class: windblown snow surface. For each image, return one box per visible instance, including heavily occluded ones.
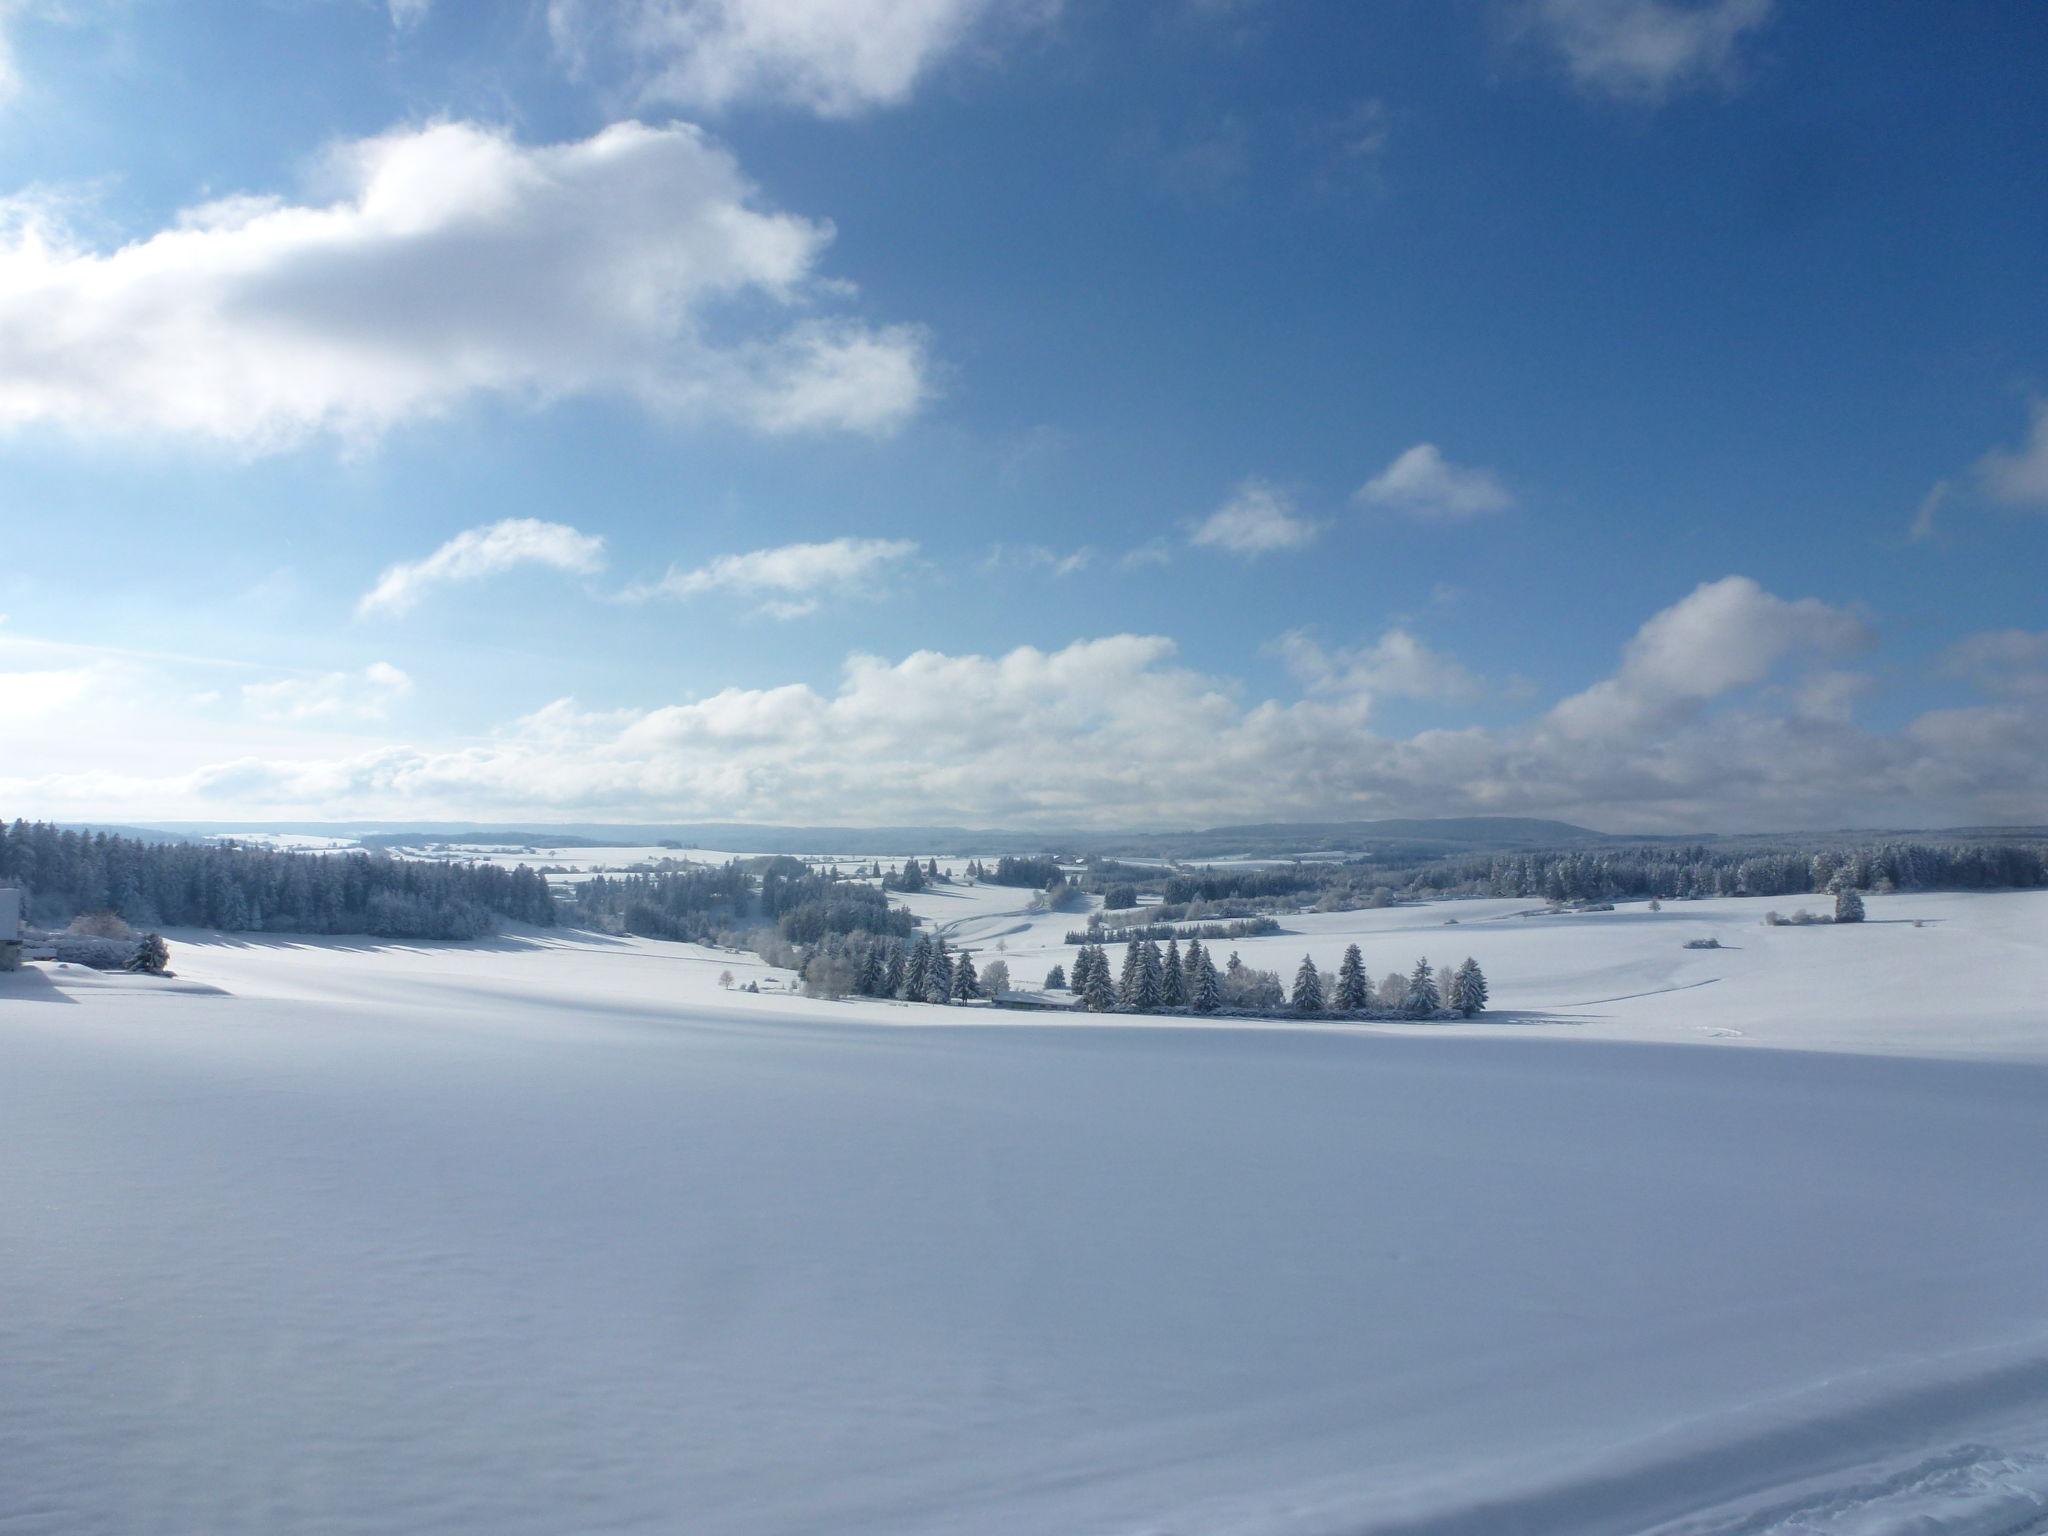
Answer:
[6,889,2048,1535]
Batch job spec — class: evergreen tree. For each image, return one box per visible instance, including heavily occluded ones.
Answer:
[1191,947,1223,1013]
[1451,957,1488,1016]
[952,950,980,1000]
[1335,943,1370,1010]
[925,947,954,1004]
[1405,957,1440,1017]
[1082,950,1116,1012]
[904,935,933,999]
[1132,940,1164,1010]
[1044,962,1068,990]
[1833,884,1866,923]
[1118,941,1143,1008]
[1226,950,1244,977]
[1159,937,1186,1007]
[882,945,907,998]
[855,944,885,997]
[1291,954,1325,1014]
[1182,938,1206,997]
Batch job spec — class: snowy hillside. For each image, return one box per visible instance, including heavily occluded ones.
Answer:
[7,892,2048,1533]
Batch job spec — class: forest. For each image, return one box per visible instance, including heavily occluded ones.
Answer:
[0,820,557,939]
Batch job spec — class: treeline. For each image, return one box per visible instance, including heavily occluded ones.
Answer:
[1401,840,2048,903]
[1064,916,1281,946]
[567,857,911,946]
[0,820,556,939]
[1053,937,1489,1020]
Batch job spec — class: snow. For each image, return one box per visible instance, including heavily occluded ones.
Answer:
[6,891,2048,1534]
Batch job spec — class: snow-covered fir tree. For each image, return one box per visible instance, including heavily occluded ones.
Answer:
[904,935,932,999]
[1834,884,1865,923]
[1082,950,1116,1011]
[952,951,980,1000]
[1335,944,1370,1010]
[1451,957,1488,1016]
[1044,962,1067,990]
[1182,938,1207,998]
[1292,955,1324,1014]
[1406,958,1440,1017]
[883,945,907,998]
[1191,947,1223,1013]
[1159,938,1186,1007]
[855,946,885,997]
[925,949,954,1004]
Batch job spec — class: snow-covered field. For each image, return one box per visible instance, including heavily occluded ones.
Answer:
[6,890,2048,1534]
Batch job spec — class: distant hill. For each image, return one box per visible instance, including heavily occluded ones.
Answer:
[137,816,1609,860]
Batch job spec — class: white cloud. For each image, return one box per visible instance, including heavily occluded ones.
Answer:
[630,536,917,617]
[241,663,414,723]
[1546,575,1866,739]
[0,119,929,450]
[9,579,2046,832]
[1190,480,1323,555]
[1517,0,1774,102]
[548,0,1020,118]
[1977,401,2048,509]
[388,0,432,29]
[1908,480,1949,543]
[983,543,1094,577]
[1357,443,1516,522]
[1274,628,1483,705]
[358,518,607,618]
[1942,629,2048,701]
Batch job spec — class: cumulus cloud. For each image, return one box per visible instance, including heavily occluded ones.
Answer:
[629,536,917,617]
[1274,628,1483,704]
[0,119,929,449]
[1977,401,2048,509]
[358,519,607,618]
[548,0,1019,117]
[1545,575,1867,739]
[1356,444,1516,522]
[9,579,2045,831]
[1191,480,1323,554]
[241,663,414,723]
[1516,0,1774,102]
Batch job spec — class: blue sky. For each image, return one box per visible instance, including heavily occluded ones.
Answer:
[2,0,2045,831]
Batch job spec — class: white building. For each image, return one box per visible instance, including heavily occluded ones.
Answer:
[0,887,20,971]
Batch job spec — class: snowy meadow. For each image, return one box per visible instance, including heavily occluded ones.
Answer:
[8,882,2048,1534]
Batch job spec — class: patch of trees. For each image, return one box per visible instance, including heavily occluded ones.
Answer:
[1063,937,1488,1021]
[985,855,1064,888]
[569,861,910,946]
[1064,916,1281,945]
[0,819,556,939]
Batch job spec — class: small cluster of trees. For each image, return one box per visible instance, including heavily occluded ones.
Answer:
[883,859,949,892]
[981,855,1065,888]
[1051,938,1489,1020]
[1765,883,1866,926]
[794,930,1006,1003]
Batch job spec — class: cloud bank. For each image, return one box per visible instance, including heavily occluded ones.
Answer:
[6,578,2044,832]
